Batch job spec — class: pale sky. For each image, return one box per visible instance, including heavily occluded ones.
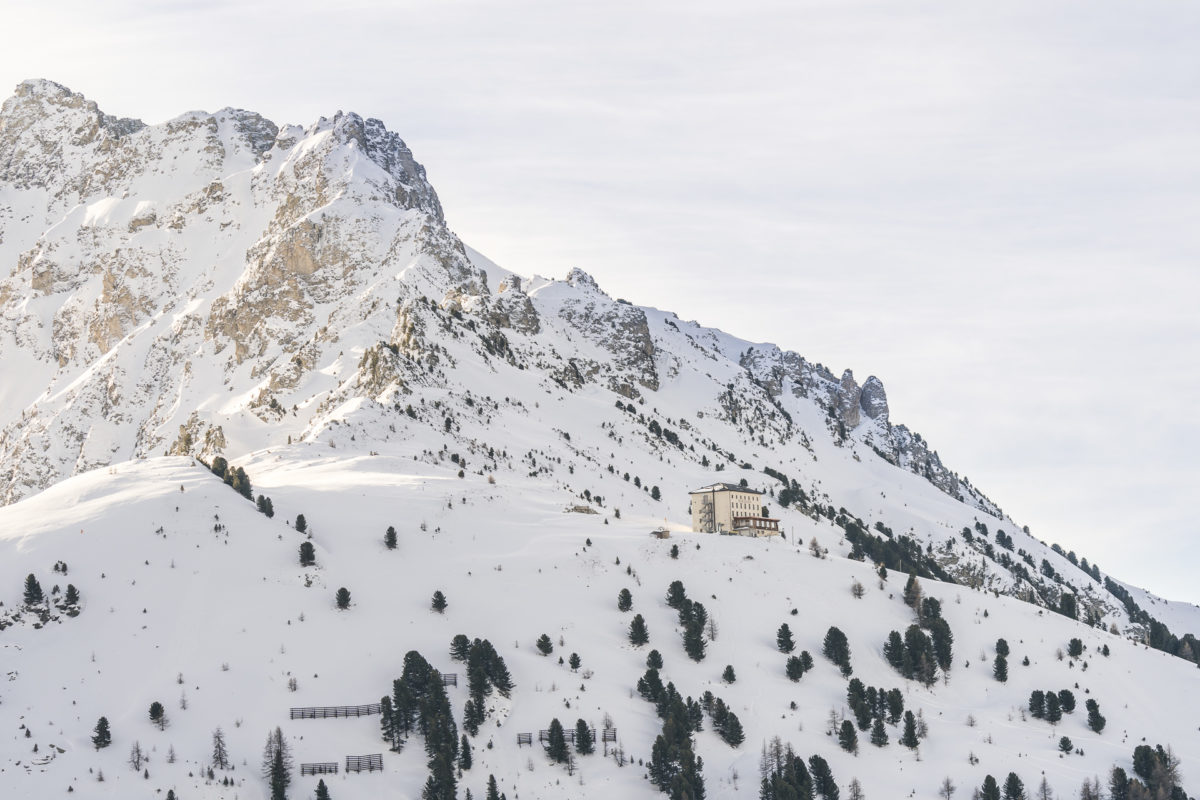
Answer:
[4,1,1199,604]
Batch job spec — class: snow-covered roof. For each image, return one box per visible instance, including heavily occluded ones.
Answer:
[688,482,762,495]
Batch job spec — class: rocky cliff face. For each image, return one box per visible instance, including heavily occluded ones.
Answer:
[0,79,996,520]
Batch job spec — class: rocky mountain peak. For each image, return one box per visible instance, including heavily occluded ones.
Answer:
[4,79,145,138]
[859,375,889,422]
[565,267,605,294]
[302,109,445,222]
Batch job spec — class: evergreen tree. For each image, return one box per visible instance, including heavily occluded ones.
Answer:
[785,655,805,681]
[431,590,447,613]
[1028,690,1046,719]
[231,467,253,500]
[575,719,594,755]
[929,617,954,672]
[261,727,293,800]
[380,696,400,749]
[886,688,904,724]
[149,701,166,730]
[993,653,1008,682]
[900,711,919,749]
[903,573,923,609]
[64,584,80,605]
[295,514,307,533]
[385,526,398,550]
[486,775,502,800]
[1058,736,1073,754]
[212,727,230,768]
[777,623,796,653]
[822,626,852,676]
[1109,767,1129,800]
[683,619,706,661]
[315,778,331,800]
[1057,689,1076,713]
[721,711,744,746]
[210,456,229,479]
[546,718,569,763]
[670,544,679,559]
[23,574,43,607]
[617,588,633,612]
[870,715,888,746]
[1003,772,1025,800]
[647,649,664,669]
[450,634,472,661]
[995,638,1010,657]
[569,652,581,672]
[462,698,483,737]
[299,541,316,567]
[536,633,554,655]
[1044,692,1061,724]
[666,580,687,609]
[92,716,112,750]
[883,630,905,671]
[722,665,736,683]
[629,614,649,647]
[459,735,472,769]
[838,719,858,754]
[1067,638,1084,658]
[808,754,839,800]
[920,596,942,624]
[336,587,351,609]
[1085,698,1106,733]
[651,485,661,501]
[980,775,1001,800]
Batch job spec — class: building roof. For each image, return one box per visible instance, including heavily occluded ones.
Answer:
[688,482,762,496]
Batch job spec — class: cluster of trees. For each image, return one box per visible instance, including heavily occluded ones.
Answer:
[449,636,513,736]
[844,678,904,747]
[701,692,744,747]
[822,627,852,677]
[1105,575,1200,664]
[784,649,814,682]
[1027,689,1076,723]
[975,772,1026,800]
[758,737,840,800]
[255,494,275,518]
[1120,744,1187,800]
[378,651,459,799]
[207,456,255,502]
[636,669,706,798]
[543,717,596,766]
[836,515,952,583]
[667,581,707,661]
[881,622,952,686]
[19,573,81,616]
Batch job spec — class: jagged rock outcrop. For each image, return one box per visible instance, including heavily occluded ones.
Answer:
[836,369,862,429]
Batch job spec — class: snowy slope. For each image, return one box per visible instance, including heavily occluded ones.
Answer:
[1,456,1197,800]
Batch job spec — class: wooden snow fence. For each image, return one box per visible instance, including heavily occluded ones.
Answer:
[290,703,382,720]
[345,753,384,773]
[300,762,339,776]
[440,672,458,687]
[539,728,596,745]
[517,733,533,747]
[601,728,617,743]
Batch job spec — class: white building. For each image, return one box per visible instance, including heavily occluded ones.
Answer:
[689,483,780,536]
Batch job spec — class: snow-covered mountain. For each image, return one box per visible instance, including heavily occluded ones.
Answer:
[1,80,1197,800]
